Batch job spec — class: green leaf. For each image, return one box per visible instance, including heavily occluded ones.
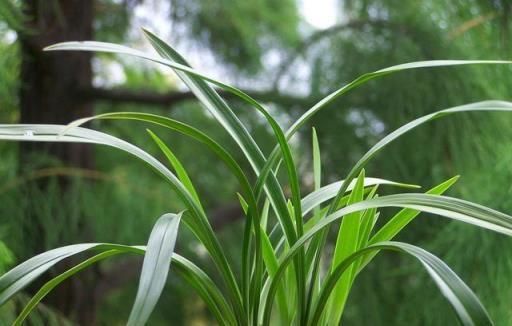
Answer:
[312,127,321,192]
[257,63,512,212]
[0,243,104,306]
[6,212,184,325]
[326,170,366,324]
[355,176,459,273]
[260,199,270,231]
[141,28,308,321]
[327,101,512,216]
[356,186,379,249]
[260,226,289,324]
[0,124,242,321]
[127,212,182,326]
[301,177,419,216]
[13,250,122,325]
[141,29,296,231]
[3,242,235,325]
[309,241,492,326]
[371,176,459,243]
[147,130,203,211]
[9,243,236,325]
[172,253,237,325]
[262,193,512,325]
[287,61,512,140]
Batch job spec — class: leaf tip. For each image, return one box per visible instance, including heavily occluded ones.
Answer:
[140,27,155,39]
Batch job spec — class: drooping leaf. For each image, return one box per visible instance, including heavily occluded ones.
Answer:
[309,241,492,326]
[0,124,243,320]
[262,193,512,324]
[327,101,512,215]
[5,242,234,325]
[127,213,182,326]
[301,177,419,216]
[13,250,122,325]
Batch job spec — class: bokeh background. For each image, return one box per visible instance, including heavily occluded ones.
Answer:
[1,0,512,324]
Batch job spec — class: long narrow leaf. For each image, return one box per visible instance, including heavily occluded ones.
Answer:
[288,61,511,139]
[256,63,512,215]
[301,177,418,216]
[328,101,512,215]
[0,124,243,319]
[147,130,203,211]
[262,193,512,324]
[141,29,306,321]
[13,250,122,325]
[368,176,458,242]
[127,213,181,326]
[309,241,492,326]
[2,242,235,325]
[326,170,366,324]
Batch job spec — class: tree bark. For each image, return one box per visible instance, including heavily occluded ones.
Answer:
[81,86,317,109]
[18,1,97,324]
[19,0,93,169]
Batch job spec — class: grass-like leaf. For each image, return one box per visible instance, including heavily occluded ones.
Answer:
[147,130,203,211]
[127,212,181,326]
[1,30,510,325]
[13,250,122,325]
[3,242,235,325]
[326,170,366,323]
[301,177,419,216]
[309,241,492,326]
[262,193,512,324]
[0,124,243,321]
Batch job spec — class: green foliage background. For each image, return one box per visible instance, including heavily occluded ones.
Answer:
[1,0,512,324]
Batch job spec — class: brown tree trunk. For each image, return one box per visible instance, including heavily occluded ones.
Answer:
[18,1,97,324]
[19,0,93,169]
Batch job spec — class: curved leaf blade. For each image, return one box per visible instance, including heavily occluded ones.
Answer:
[13,250,122,325]
[127,213,182,326]
[309,241,492,326]
[4,242,234,325]
[327,101,512,217]
[0,124,242,320]
[262,193,512,324]
[0,243,136,306]
[301,177,419,216]
[287,61,511,139]
[147,130,203,211]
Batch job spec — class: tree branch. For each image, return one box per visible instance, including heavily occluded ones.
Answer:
[82,86,316,108]
[272,19,408,89]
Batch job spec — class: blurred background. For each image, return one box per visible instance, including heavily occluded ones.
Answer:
[1,0,512,324]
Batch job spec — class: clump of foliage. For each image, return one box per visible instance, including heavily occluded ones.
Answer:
[1,30,512,325]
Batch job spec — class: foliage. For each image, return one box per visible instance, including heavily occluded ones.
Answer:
[169,0,300,73]
[295,2,512,324]
[1,30,512,325]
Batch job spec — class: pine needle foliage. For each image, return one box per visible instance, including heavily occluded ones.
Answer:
[1,30,512,325]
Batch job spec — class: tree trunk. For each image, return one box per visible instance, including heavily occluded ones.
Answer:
[19,1,97,324]
[19,0,93,169]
